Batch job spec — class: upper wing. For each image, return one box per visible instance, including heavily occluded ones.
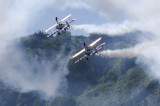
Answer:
[59,13,72,23]
[71,48,85,59]
[43,23,57,33]
[75,55,87,63]
[88,37,102,47]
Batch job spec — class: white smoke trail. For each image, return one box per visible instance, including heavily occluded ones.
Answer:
[73,21,137,36]
[99,42,151,58]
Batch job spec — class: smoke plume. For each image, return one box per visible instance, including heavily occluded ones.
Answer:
[99,42,151,58]
[73,21,137,36]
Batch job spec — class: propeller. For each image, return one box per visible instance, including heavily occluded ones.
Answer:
[55,17,59,23]
[84,42,86,47]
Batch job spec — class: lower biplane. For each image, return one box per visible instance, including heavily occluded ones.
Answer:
[71,37,105,63]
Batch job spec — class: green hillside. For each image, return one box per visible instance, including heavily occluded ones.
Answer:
[0,31,160,106]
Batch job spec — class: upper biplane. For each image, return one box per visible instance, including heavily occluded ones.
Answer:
[71,37,105,63]
[43,13,76,37]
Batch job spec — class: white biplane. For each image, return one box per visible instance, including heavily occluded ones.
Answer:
[71,37,105,63]
[43,13,76,37]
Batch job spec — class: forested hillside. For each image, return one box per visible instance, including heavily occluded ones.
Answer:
[0,31,160,106]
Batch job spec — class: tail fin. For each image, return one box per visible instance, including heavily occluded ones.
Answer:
[66,21,70,28]
[94,47,98,54]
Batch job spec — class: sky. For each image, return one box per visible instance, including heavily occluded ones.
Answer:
[26,0,136,36]
[27,5,108,35]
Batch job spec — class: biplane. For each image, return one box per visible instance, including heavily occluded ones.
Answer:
[71,37,105,63]
[43,13,76,37]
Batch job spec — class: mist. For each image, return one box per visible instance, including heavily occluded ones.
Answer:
[0,43,69,99]
[0,0,72,100]
[73,21,137,36]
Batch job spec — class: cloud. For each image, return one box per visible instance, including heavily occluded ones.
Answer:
[136,40,160,80]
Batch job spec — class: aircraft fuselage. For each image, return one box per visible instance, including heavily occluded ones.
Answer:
[85,48,98,56]
[56,24,65,29]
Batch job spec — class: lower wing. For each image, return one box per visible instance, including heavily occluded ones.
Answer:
[47,29,61,37]
[75,55,88,63]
